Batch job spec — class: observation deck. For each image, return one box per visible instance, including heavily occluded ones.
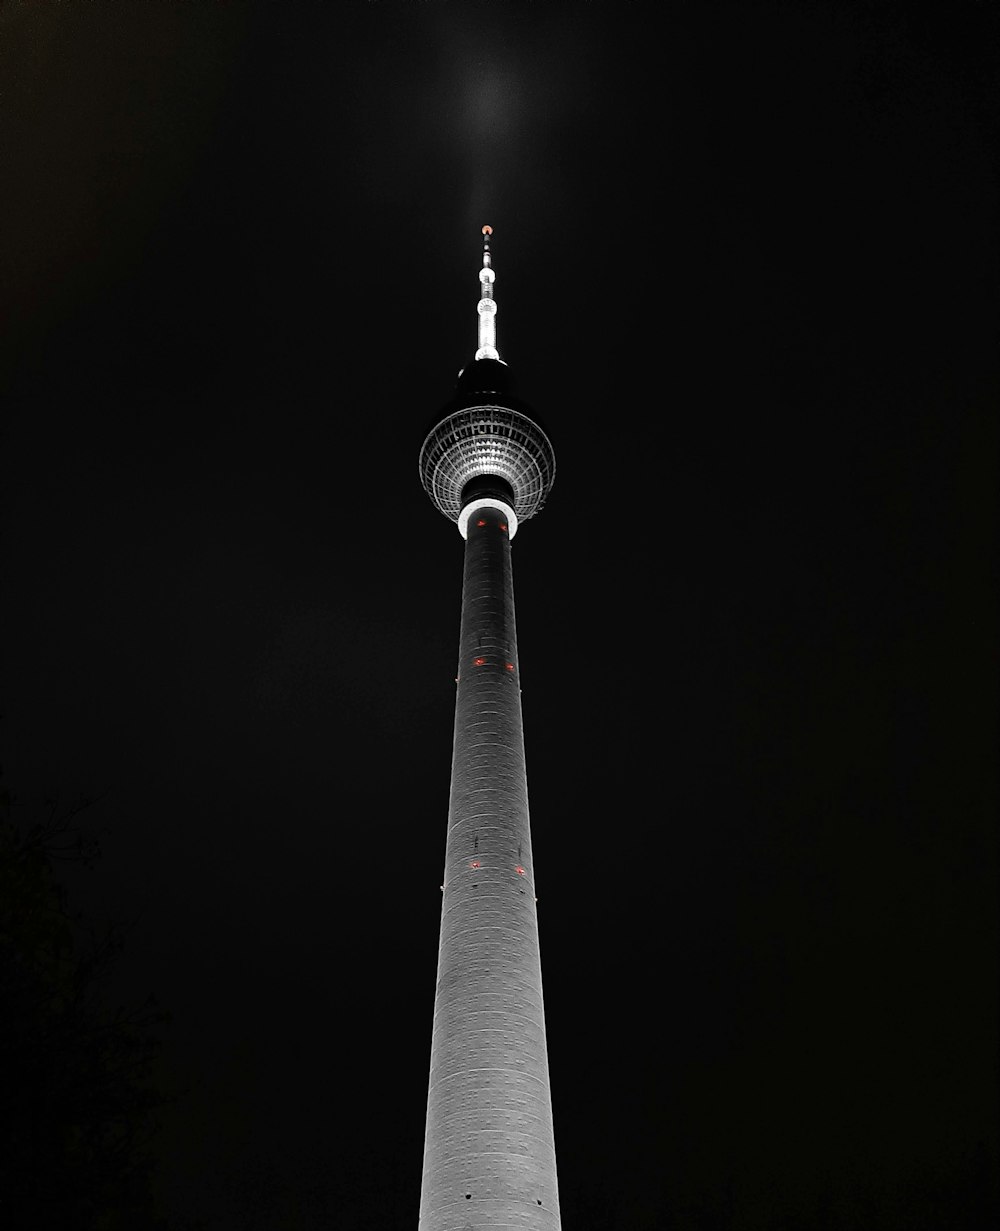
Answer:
[418,385,556,535]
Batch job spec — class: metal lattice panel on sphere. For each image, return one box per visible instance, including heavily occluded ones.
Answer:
[419,405,556,526]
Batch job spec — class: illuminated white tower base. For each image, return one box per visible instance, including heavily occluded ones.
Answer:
[418,227,561,1230]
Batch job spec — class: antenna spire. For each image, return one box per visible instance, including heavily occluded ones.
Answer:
[475,224,499,361]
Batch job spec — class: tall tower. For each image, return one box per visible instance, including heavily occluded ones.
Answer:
[417,227,561,1229]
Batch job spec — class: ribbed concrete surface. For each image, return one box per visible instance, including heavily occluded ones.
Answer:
[419,503,561,1231]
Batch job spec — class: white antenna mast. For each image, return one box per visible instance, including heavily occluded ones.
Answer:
[475,224,499,361]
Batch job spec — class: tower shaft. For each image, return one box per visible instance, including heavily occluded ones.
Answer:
[418,502,561,1229]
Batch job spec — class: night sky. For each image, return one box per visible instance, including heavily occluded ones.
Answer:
[1,2,997,1228]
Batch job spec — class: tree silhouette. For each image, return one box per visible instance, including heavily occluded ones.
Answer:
[0,774,169,1230]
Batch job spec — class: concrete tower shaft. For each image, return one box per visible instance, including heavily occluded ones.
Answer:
[418,502,561,1230]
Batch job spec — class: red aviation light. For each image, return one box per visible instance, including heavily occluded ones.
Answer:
[504,662,515,672]
[470,860,481,869]
[499,522,508,531]
[515,866,526,876]
[476,519,487,527]
[473,657,486,667]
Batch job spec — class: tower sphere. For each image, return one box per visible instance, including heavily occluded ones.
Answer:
[418,394,556,534]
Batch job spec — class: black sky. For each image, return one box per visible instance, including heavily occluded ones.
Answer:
[1,2,997,1228]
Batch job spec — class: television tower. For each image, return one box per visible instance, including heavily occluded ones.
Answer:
[417,227,561,1229]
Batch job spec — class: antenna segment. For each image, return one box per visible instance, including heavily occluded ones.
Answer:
[476,224,499,361]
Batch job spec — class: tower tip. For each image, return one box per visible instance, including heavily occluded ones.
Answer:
[482,224,493,235]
